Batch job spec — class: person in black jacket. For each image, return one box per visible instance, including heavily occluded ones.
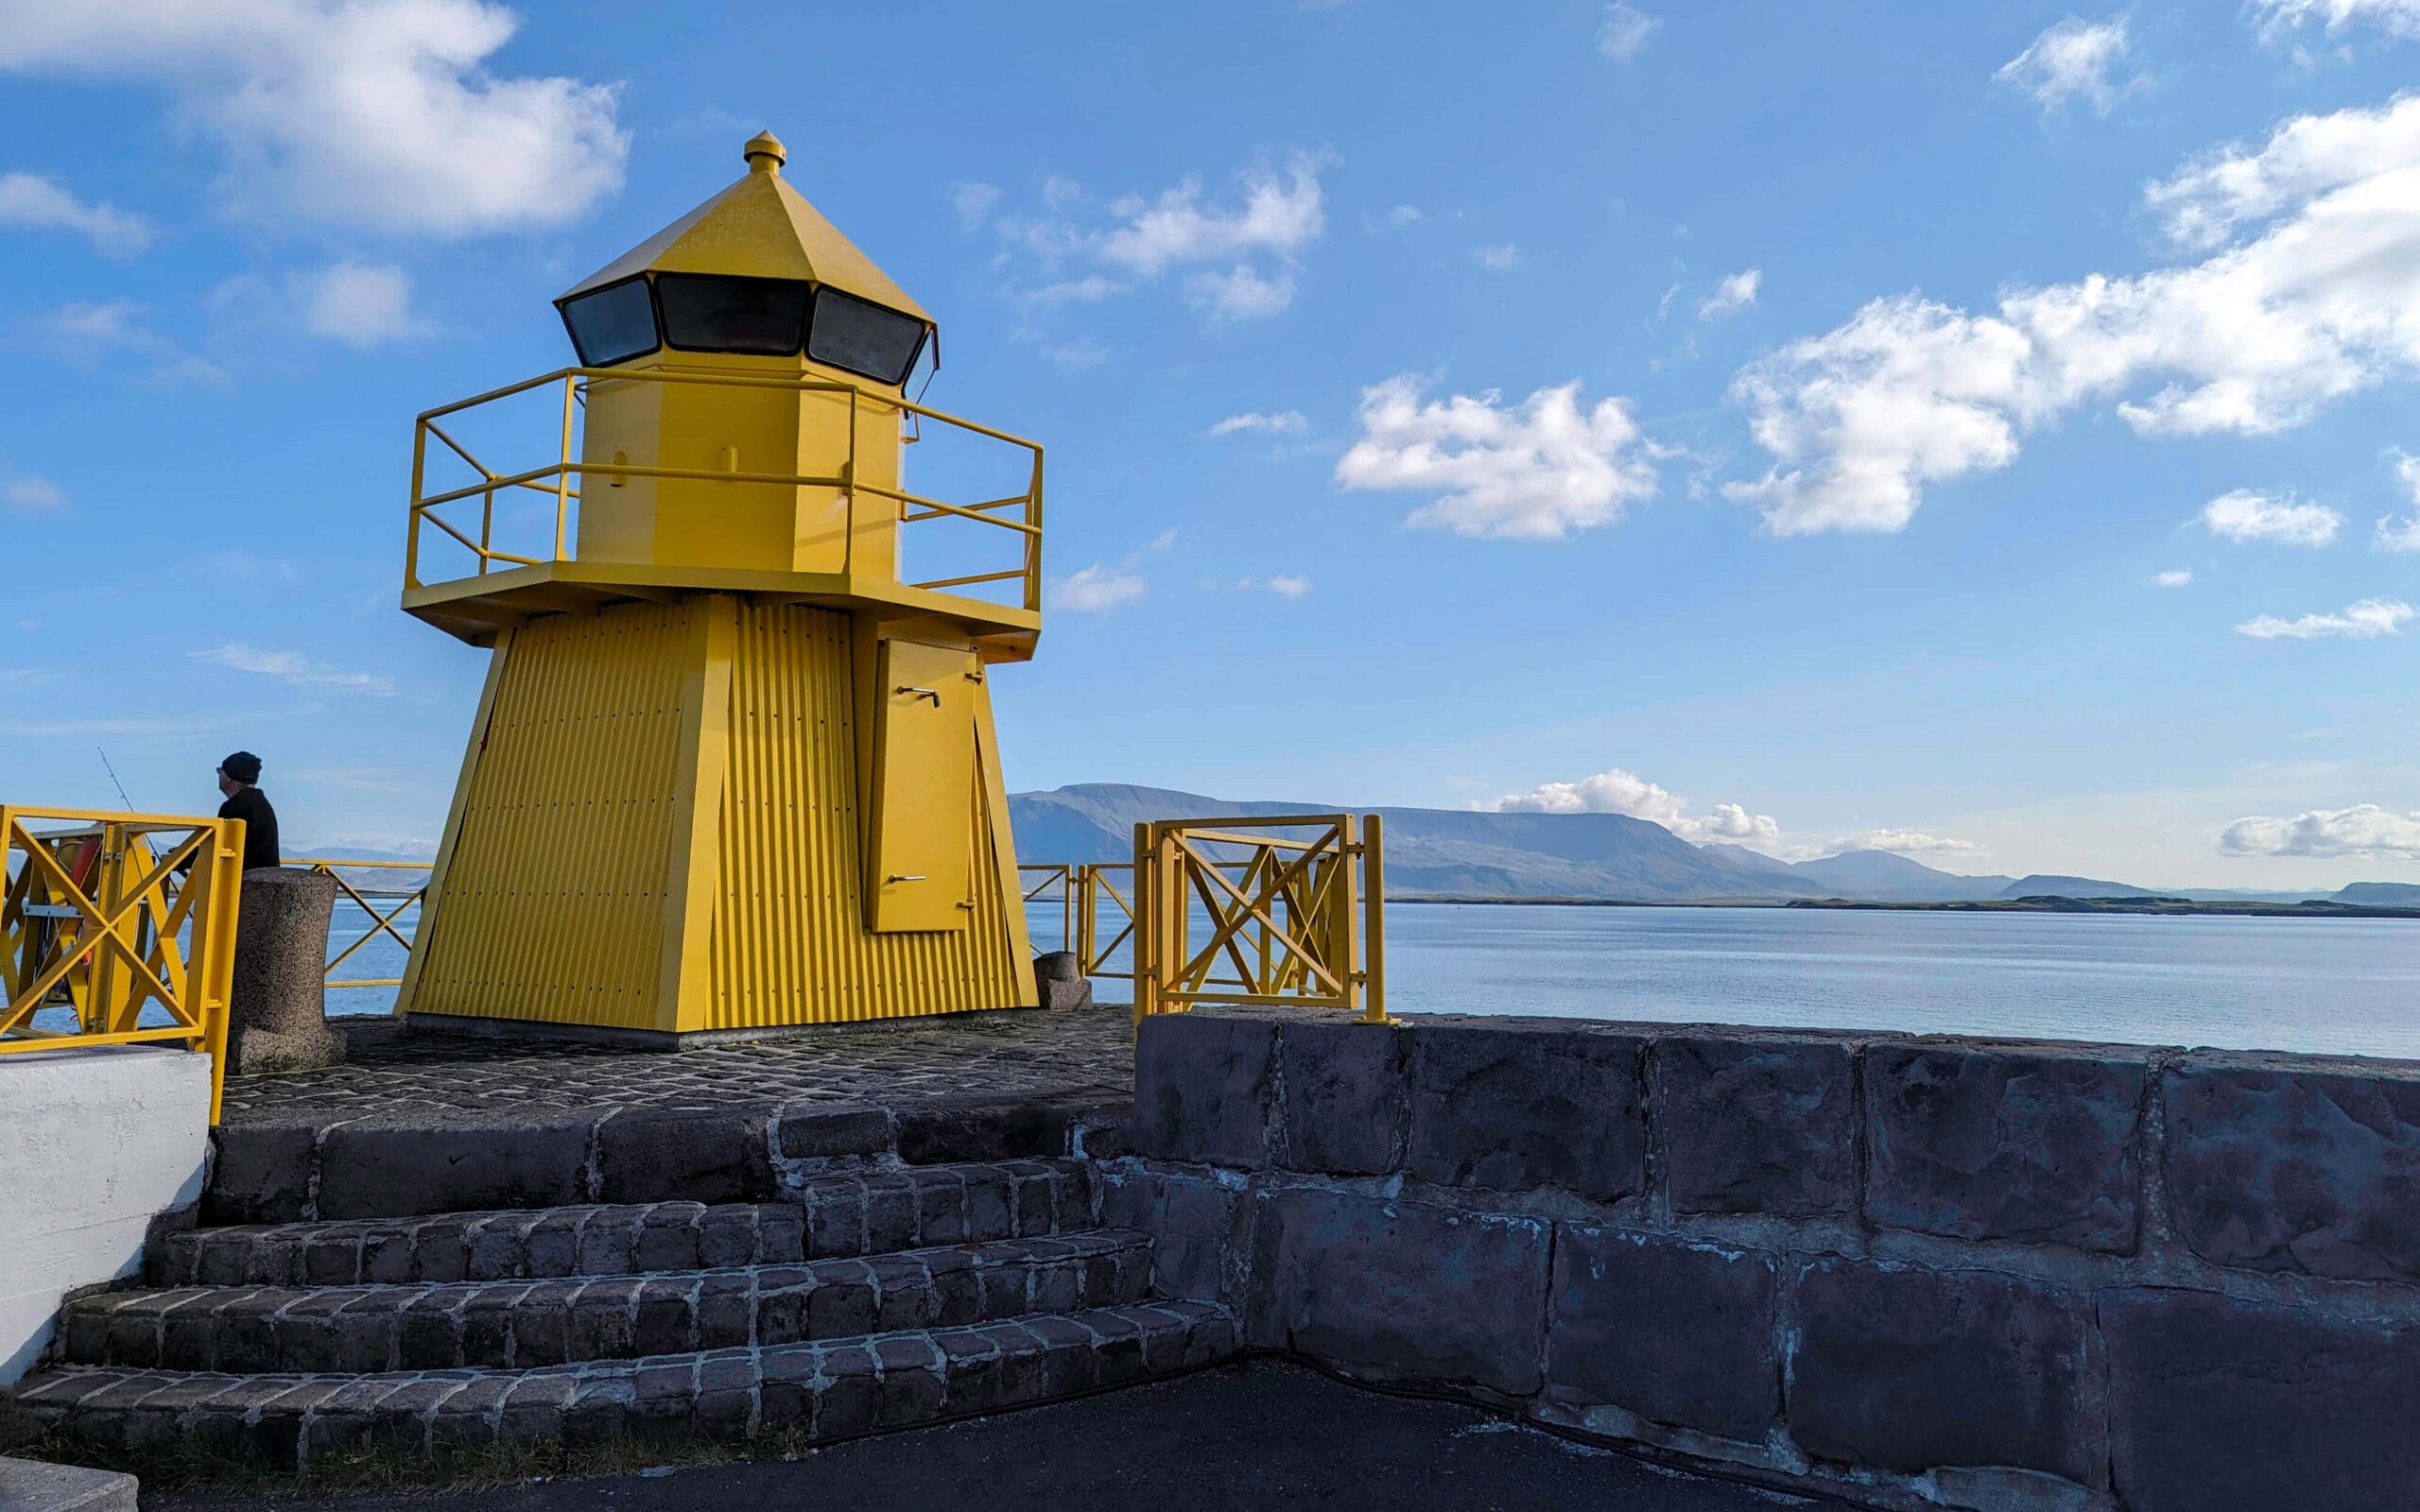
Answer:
[213,750,283,872]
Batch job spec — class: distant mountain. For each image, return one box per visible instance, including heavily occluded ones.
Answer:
[1791,849,2017,903]
[1995,874,2167,901]
[1013,785,1973,903]
[1009,784,2394,905]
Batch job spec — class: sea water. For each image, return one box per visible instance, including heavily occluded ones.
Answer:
[320,898,2420,1059]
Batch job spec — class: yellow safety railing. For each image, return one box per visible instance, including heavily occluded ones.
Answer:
[0,805,244,1122]
[404,367,1044,612]
[1131,814,1385,1025]
[1018,862,1137,983]
[285,857,431,990]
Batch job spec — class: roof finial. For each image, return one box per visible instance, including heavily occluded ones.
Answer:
[743,130,786,175]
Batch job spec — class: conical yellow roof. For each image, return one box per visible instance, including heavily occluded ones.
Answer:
[560,131,930,323]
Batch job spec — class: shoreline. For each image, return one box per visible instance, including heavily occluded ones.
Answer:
[1389,893,2420,919]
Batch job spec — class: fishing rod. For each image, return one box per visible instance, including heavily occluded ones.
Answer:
[95,747,135,811]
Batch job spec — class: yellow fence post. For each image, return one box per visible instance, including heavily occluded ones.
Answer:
[1362,814,1386,1023]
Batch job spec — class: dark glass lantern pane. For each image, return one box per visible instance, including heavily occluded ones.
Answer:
[658,274,809,355]
[807,287,927,385]
[560,278,659,366]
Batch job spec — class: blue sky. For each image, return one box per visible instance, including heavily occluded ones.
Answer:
[2,0,2417,888]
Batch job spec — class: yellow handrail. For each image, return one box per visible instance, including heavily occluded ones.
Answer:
[406,367,1044,616]
[1,805,244,1123]
[284,858,430,991]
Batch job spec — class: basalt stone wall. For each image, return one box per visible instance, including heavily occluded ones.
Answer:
[1097,1010,2420,1512]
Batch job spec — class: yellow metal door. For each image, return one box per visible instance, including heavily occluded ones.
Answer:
[867,638,977,933]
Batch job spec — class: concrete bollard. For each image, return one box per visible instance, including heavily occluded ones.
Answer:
[1032,951,1092,1011]
[227,868,346,1075]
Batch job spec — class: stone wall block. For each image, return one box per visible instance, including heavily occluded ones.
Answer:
[1653,1035,1856,1217]
[317,1110,597,1220]
[1133,1015,1275,1168]
[1786,1259,2102,1486]
[1545,1225,1778,1442]
[1275,1020,1407,1176]
[2103,1288,2420,1512]
[594,1107,776,1206]
[2161,1059,2420,1281]
[203,1121,320,1225]
[773,1104,895,1162]
[1406,1021,1645,1202]
[1863,1042,2144,1252]
[1248,1187,1548,1397]
[1098,1166,1246,1304]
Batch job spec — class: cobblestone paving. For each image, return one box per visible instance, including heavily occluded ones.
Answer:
[221,1009,1136,1125]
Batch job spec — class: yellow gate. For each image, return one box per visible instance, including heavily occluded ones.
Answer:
[1,806,246,1121]
[1131,814,1385,1025]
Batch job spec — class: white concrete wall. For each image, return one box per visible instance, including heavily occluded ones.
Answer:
[0,1046,211,1383]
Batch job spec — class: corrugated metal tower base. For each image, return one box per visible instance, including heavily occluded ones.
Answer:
[394,594,1035,1042]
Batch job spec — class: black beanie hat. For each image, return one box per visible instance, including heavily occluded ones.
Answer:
[220,751,263,784]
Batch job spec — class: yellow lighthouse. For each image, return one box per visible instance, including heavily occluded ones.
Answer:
[393,131,1043,1042]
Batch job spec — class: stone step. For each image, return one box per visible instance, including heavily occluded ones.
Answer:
[10,1300,1238,1471]
[65,1231,1152,1374]
[151,1160,1092,1287]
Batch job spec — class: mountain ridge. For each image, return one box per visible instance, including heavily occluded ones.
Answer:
[1008,783,2388,904]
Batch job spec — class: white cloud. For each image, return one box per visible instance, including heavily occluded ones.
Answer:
[1697,267,1761,320]
[1830,828,1986,857]
[2199,488,2342,545]
[1046,562,1145,612]
[41,299,227,384]
[298,261,422,346]
[948,180,1001,231]
[2248,0,2420,46]
[1096,155,1325,276]
[193,642,394,694]
[1211,410,1310,437]
[1043,340,1110,372]
[1474,243,1521,273]
[1597,2,1661,62]
[3,473,65,513]
[2221,803,2420,856]
[2377,451,2420,550]
[1485,766,1778,847]
[1382,204,1421,229]
[2236,596,2413,639]
[1024,275,1122,308]
[0,0,627,237]
[0,667,59,690]
[1184,264,1295,320]
[2152,567,2194,587]
[1222,575,1313,598]
[2144,94,2420,251]
[1686,803,1784,846]
[0,171,151,257]
[985,153,1326,323]
[1995,16,2143,116]
[1334,375,1661,541]
[1726,94,2420,535]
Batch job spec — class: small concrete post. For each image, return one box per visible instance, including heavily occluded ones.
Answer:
[1032,951,1092,1011]
[227,868,346,1074]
